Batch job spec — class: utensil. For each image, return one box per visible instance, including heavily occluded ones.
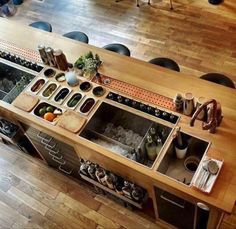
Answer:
[203,160,219,188]
[198,161,209,188]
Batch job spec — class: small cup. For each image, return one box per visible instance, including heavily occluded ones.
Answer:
[183,92,195,116]
[184,156,200,172]
[175,145,188,159]
[196,97,206,120]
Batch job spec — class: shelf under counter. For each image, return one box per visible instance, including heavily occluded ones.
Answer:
[79,173,148,209]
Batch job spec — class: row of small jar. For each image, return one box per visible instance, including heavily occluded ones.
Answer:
[79,159,145,203]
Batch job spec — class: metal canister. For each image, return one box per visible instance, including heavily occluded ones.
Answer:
[45,47,57,67]
[38,45,49,65]
[54,49,68,71]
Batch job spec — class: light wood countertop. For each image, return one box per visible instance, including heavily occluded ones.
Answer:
[0,18,235,215]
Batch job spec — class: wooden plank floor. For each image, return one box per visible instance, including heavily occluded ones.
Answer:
[8,0,236,83]
[0,140,235,229]
[0,140,171,229]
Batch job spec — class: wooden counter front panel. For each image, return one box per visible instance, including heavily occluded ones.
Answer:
[23,124,81,179]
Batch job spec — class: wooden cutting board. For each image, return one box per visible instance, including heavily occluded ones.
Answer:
[12,92,39,112]
[57,110,86,133]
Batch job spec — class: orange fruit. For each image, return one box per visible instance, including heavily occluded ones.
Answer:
[43,112,56,122]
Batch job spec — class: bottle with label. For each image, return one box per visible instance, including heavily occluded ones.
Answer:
[122,181,133,199]
[105,173,117,190]
[100,171,108,186]
[79,159,89,176]
[145,135,157,161]
[87,162,96,180]
[131,185,144,202]
[95,164,106,184]
[115,177,124,195]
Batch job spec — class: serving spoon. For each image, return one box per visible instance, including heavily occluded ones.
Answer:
[202,160,219,189]
[197,160,209,188]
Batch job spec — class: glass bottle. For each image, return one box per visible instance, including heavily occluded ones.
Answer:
[79,159,89,176]
[136,146,145,163]
[115,178,124,195]
[155,137,163,156]
[149,127,158,143]
[128,149,137,162]
[87,162,96,180]
[145,135,157,161]
[131,185,144,202]
[105,173,117,190]
[100,171,108,186]
[95,164,106,183]
[122,181,133,199]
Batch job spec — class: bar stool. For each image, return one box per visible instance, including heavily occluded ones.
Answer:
[29,21,52,32]
[208,0,222,5]
[103,43,131,56]
[148,57,180,72]
[200,73,235,89]
[63,31,89,44]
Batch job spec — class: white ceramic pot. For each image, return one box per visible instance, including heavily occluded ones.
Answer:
[175,146,188,159]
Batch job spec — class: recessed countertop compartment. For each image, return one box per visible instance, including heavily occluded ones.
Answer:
[80,102,173,168]
[0,60,36,103]
[157,132,210,186]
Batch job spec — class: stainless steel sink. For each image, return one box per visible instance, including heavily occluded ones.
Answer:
[157,132,210,186]
[0,61,35,103]
[80,102,173,168]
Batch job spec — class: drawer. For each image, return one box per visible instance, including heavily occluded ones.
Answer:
[26,126,53,145]
[155,187,195,229]
[25,126,81,179]
[58,161,80,179]
[30,140,60,168]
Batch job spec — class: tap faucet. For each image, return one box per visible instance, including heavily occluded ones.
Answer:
[190,99,223,134]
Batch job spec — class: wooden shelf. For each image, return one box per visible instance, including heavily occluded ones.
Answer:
[80,173,146,209]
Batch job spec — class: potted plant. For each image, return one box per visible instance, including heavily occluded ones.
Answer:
[74,51,102,79]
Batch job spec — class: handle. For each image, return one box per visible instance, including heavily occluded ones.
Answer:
[42,138,56,148]
[37,131,55,147]
[58,164,72,175]
[45,144,59,154]
[160,192,185,209]
[41,138,53,146]
[37,131,52,142]
[49,151,62,159]
[52,156,65,165]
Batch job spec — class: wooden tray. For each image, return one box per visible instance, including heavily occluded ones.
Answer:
[57,110,86,133]
[12,92,39,112]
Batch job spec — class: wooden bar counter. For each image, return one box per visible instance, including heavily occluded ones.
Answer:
[0,18,236,229]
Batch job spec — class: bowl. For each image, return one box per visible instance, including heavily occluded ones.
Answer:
[184,156,200,173]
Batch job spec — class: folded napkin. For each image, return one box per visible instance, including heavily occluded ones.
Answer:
[191,157,223,194]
